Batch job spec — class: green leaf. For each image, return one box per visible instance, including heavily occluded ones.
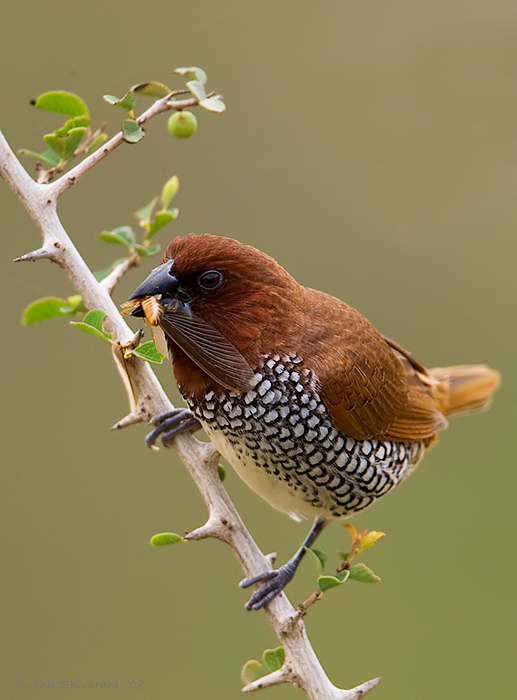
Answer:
[122,119,144,143]
[150,532,184,546]
[186,80,206,102]
[103,94,121,105]
[348,563,381,583]
[135,197,158,227]
[44,127,87,161]
[240,660,262,685]
[339,552,350,562]
[199,97,226,113]
[148,210,177,239]
[98,226,135,248]
[336,569,350,582]
[70,309,112,342]
[218,465,226,482]
[303,546,327,571]
[83,309,107,331]
[132,81,171,98]
[318,575,345,591]
[54,115,90,136]
[262,647,284,672]
[21,296,82,325]
[71,322,112,342]
[131,341,164,364]
[161,175,179,210]
[103,92,137,112]
[34,91,89,118]
[18,147,61,167]
[133,243,160,258]
[175,66,207,86]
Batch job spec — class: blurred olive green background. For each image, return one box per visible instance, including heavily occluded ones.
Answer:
[1,2,515,699]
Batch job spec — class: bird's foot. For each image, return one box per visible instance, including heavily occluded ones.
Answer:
[240,561,297,611]
[146,408,201,448]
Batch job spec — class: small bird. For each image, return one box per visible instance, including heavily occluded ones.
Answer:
[126,234,500,610]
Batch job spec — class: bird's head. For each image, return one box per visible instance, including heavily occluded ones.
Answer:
[126,233,303,396]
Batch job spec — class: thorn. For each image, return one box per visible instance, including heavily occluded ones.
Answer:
[13,247,53,263]
[120,328,145,350]
[185,515,225,541]
[110,403,149,430]
[241,668,288,693]
[341,677,382,699]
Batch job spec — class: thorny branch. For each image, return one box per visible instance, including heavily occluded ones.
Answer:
[0,111,380,700]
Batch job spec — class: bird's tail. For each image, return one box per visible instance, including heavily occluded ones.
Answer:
[428,364,500,418]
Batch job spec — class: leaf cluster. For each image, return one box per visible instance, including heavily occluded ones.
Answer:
[19,91,107,177]
[309,524,384,596]
[20,172,185,365]
[241,646,285,685]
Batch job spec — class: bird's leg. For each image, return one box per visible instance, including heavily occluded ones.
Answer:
[146,408,201,448]
[240,517,328,611]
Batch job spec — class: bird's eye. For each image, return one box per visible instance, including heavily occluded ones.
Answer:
[197,269,224,291]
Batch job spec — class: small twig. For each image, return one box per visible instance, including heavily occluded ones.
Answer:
[241,668,290,693]
[100,253,139,296]
[13,246,55,263]
[297,589,324,616]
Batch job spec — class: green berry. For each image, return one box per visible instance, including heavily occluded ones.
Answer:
[167,111,198,138]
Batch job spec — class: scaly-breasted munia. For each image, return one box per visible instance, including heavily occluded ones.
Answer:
[126,234,500,610]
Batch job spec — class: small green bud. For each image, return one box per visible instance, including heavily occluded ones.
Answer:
[167,111,197,138]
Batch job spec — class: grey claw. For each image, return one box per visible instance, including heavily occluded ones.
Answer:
[241,563,296,610]
[146,408,201,448]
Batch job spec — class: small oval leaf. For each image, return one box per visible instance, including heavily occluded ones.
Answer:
[303,546,327,571]
[71,309,112,342]
[161,175,179,210]
[240,659,262,685]
[82,309,107,332]
[148,210,176,239]
[130,341,164,364]
[186,80,206,102]
[55,116,90,136]
[318,575,344,592]
[262,647,285,672]
[21,297,77,325]
[43,127,86,161]
[175,66,207,85]
[98,226,135,248]
[18,148,61,167]
[135,197,158,226]
[336,569,350,583]
[70,321,112,342]
[122,119,144,143]
[348,563,381,583]
[133,81,171,98]
[103,94,120,105]
[34,91,89,117]
[199,97,226,113]
[150,532,185,546]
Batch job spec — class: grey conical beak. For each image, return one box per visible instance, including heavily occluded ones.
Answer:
[129,260,176,300]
